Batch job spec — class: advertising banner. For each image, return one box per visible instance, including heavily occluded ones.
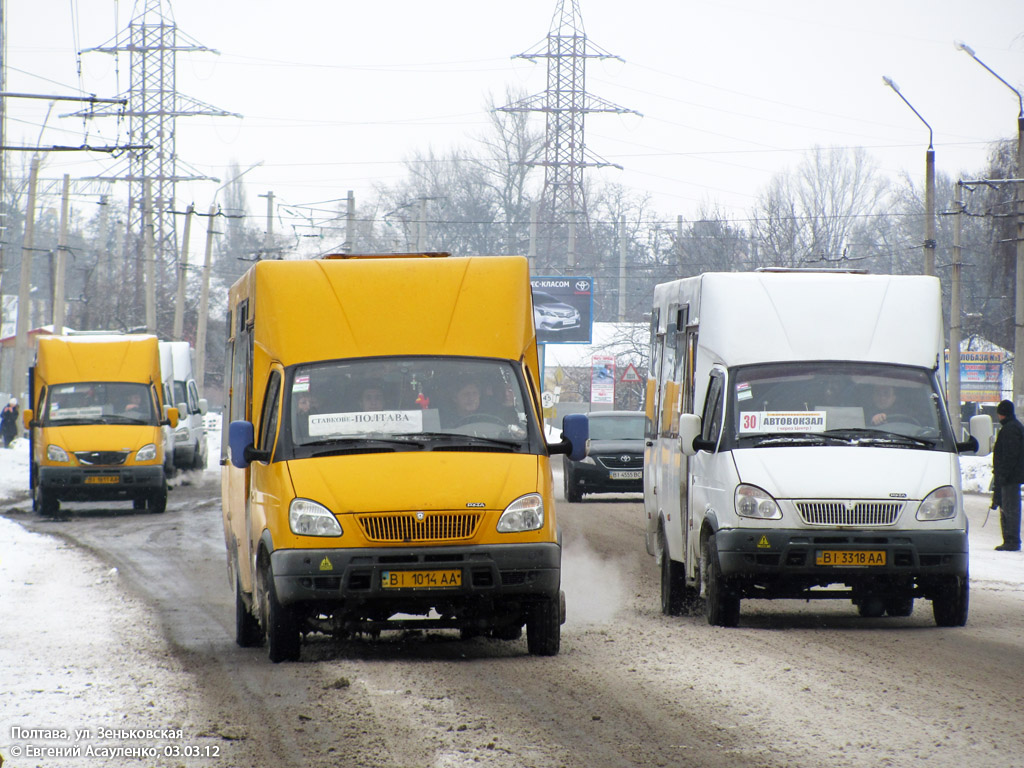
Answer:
[944,350,1004,403]
[591,354,615,404]
[531,277,593,344]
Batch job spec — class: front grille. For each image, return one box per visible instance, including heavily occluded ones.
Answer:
[796,501,903,527]
[74,451,129,466]
[357,511,482,542]
[596,454,643,469]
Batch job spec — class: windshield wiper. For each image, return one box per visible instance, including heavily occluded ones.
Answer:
[742,432,851,447]
[822,428,937,448]
[306,435,426,456]
[416,432,523,451]
[100,415,151,425]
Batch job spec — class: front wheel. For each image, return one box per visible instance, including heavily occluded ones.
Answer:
[36,485,59,518]
[259,560,301,662]
[526,593,562,656]
[149,487,167,514]
[702,533,740,627]
[932,575,969,627]
[235,573,262,648]
[660,533,697,616]
[563,466,583,503]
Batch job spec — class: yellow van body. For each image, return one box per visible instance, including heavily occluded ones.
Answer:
[25,334,177,517]
[222,254,583,661]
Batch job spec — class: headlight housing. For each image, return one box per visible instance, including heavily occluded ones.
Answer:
[497,493,544,533]
[735,483,782,520]
[174,428,190,443]
[135,443,158,462]
[46,444,69,463]
[917,486,957,521]
[289,498,342,537]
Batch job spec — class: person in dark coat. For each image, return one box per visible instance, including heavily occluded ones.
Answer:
[992,399,1024,551]
[1,398,19,448]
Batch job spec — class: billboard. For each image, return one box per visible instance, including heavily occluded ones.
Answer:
[531,276,593,344]
[944,350,1005,403]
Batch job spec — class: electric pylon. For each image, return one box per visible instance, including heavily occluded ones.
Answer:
[72,0,239,329]
[500,0,638,274]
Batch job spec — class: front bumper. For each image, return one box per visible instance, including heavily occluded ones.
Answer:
[715,527,968,585]
[567,460,643,493]
[39,464,166,501]
[270,541,561,609]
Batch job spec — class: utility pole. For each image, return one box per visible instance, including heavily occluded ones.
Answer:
[12,155,41,409]
[173,204,193,340]
[142,179,157,334]
[258,191,274,258]
[53,174,70,333]
[344,190,355,254]
[195,204,217,391]
[949,182,963,421]
[618,215,627,321]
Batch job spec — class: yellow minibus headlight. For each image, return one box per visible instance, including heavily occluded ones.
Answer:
[289,498,343,537]
[46,444,70,463]
[497,493,544,533]
[136,443,158,462]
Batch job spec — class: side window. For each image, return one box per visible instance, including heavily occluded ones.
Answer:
[187,381,200,414]
[645,307,661,441]
[258,370,282,456]
[701,372,725,443]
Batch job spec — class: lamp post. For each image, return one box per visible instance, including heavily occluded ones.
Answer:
[882,76,936,277]
[956,41,1024,409]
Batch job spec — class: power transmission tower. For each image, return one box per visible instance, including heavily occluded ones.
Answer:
[70,0,239,326]
[500,0,638,274]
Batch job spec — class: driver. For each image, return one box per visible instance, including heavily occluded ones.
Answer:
[446,380,482,426]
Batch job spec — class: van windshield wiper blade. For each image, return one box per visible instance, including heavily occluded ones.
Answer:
[306,436,426,456]
[743,432,850,447]
[823,428,937,448]
[417,432,522,451]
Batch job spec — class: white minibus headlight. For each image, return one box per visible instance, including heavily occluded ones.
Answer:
[135,443,158,462]
[735,484,782,520]
[917,486,957,521]
[289,498,343,537]
[46,444,69,463]
[174,427,190,442]
[497,493,545,533]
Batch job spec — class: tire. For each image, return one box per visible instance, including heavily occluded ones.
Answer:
[856,597,886,618]
[260,561,301,662]
[660,534,695,616]
[702,533,740,627]
[235,573,263,648]
[932,575,969,627]
[885,597,914,617]
[149,487,167,514]
[133,497,147,511]
[191,443,206,471]
[37,485,59,518]
[563,466,583,503]
[526,595,561,656]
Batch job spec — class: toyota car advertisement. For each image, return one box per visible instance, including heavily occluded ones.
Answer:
[531,276,593,344]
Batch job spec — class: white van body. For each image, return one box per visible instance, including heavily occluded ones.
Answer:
[158,341,208,470]
[644,271,989,627]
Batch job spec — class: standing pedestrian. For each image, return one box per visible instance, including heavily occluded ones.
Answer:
[992,399,1024,552]
[1,398,19,448]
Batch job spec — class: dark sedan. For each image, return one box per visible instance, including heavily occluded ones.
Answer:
[562,410,645,502]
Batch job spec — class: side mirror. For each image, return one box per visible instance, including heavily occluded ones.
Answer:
[549,413,589,460]
[198,397,209,416]
[678,414,702,456]
[229,420,256,469]
[176,402,188,419]
[959,414,993,456]
[22,409,34,430]
[163,405,179,429]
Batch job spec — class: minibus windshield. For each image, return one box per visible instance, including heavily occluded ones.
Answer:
[728,362,955,450]
[283,357,539,456]
[43,382,156,426]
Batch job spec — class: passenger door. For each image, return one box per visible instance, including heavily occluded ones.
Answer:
[688,368,725,578]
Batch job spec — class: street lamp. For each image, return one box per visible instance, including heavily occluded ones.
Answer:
[956,41,1024,409]
[882,76,936,277]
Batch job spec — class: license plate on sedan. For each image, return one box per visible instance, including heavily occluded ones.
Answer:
[815,550,886,567]
[381,569,462,589]
[84,475,119,485]
[609,470,642,480]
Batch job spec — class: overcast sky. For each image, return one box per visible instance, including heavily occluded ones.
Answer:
[5,0,1024,252]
